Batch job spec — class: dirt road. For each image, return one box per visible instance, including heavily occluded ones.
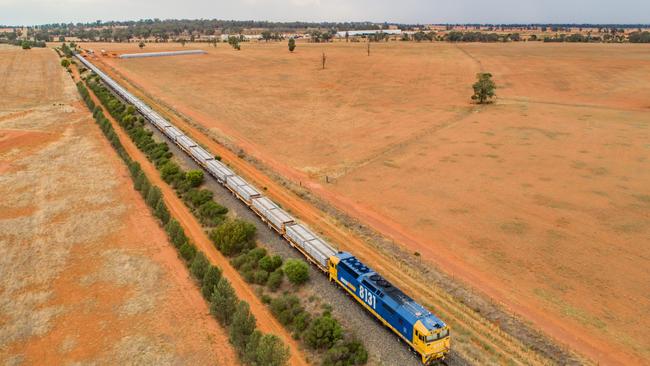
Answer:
[73,64,308,366]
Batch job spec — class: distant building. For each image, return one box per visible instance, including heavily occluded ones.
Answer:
[220,34,262,41]
[336,29,401,38]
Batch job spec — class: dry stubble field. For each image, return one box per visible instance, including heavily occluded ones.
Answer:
[0,45,237,365]
[85,41,649,365]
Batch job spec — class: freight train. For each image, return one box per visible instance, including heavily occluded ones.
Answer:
[75,53,451,364]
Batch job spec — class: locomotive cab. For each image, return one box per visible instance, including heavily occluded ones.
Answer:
[413,321,450,364]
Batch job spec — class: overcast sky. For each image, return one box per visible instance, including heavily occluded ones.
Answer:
[2,0,649,26]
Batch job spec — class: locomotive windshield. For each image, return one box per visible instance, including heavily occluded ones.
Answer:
[426,329,450,343]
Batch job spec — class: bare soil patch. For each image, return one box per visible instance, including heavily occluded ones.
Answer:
[0,46,236,365]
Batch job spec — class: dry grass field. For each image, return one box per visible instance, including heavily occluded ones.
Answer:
[0,45,237,365]
[84,41,649,364]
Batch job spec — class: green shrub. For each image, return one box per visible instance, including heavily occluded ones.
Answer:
[190,251,210,282]
[241,267,256,283]
[165,219,183,238]
[244,330,263,364]
[266,268,284,291]
[201,265,222,299]
[210,219,256,256]
[134,171,147,191]
[128,161,141,178]
[179,242,196,262]
[303,314,343,350]
[247,247,267,263]
[145,186,162,208]
[259,255,283,272]
[229,301,257,352]
[185,169,204,187]
[160,161,182,183]
[184,188,213,208]
[154,199,170,224]
[231,252,252,269]
[323,338,368,366]
[173,177,193,194]
[251,333,290,366]
[61,59,70,68]
[139,175,151,198]
[165,219,187,248]
[253,269,269,285]
[210,277,238,326]
[198,201,228,226]
[270,294,308,331]
[283,259,309,285]
[293,311,311,333]
[243,331,290,365]
[240,261,255,274]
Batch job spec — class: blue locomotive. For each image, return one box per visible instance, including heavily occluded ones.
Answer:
[328,252,450,364]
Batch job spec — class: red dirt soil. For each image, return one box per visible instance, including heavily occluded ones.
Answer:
[83,41,650,365]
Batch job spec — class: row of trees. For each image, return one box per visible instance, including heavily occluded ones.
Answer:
[76,71,289,365]
[629,31,650,43]
[0,38,46,48]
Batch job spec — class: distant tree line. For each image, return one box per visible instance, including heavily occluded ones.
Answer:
[629,31,650,43]
[9,19,390,42]
[6,18,648,44]
[0,38,46,48]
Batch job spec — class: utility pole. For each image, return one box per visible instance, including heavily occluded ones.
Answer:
[367,41,370,56]
[322,52,326,69]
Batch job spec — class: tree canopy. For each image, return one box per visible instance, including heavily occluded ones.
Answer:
[471,73,496,104]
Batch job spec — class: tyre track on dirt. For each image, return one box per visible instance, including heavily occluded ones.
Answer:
[73,66,308,366]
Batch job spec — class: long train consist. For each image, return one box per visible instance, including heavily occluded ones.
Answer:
[75,53,451,364]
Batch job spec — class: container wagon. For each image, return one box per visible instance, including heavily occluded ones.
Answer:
[189,145,214,166]
[251,196,295,234]
[75,53,451,364]
[225,175,261,205]
[162,126,184,140]
[285,223,337,272]
[176,135,197,154]
[205,160,235,183]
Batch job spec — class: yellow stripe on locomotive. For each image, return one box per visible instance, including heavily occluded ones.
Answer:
[328,252,450,364]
